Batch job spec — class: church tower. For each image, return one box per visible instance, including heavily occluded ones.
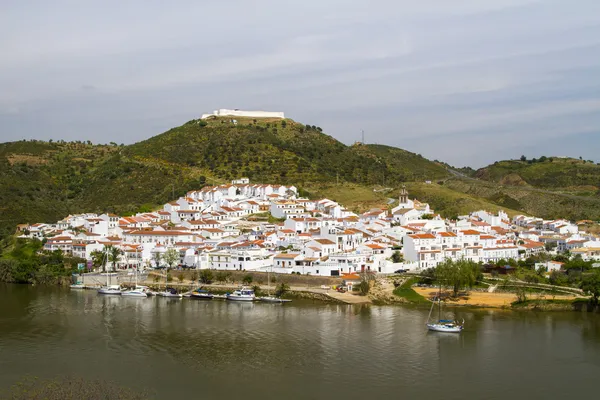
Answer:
[399,185,408,204]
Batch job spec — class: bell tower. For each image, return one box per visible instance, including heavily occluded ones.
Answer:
[399,185,408,204]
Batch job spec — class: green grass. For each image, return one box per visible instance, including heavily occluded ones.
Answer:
[443,178,600,220]
[393,278,429,304]
[406,182,522,218]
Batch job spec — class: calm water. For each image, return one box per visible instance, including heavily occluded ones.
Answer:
[1,284,599,399]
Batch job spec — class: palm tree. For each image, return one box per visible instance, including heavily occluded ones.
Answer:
[90,250,105,272]
[106,245,123,272]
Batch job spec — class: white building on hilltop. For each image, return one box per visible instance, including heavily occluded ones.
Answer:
[201,109,285,119]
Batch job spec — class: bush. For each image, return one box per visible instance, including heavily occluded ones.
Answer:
[199,269,213,284]
[358,279,370,295]
[275,282,290,297]
[216,271,230,283]
[242,275,253,284]
[391,250,403,263]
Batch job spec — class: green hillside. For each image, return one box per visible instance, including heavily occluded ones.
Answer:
[126,117,450,185]
[475,157,600,191]
[442,178,600,221]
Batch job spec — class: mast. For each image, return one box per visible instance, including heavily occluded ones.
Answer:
[134,248,138,287]
[438,283,442,322]
[105,249,110,287]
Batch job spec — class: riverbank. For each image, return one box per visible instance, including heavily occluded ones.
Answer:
[412,286,591,311]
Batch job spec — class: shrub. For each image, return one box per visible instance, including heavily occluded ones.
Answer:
[199,269,214,284]
[242,275,253,284]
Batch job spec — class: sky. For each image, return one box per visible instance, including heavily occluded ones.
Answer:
[1,0,600,167]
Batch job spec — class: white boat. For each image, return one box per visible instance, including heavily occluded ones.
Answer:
[98,250,122,295]
[257,296,291,303]
[256,267,291,304]
[426,286,463,333]
[121,268,148,297]
[121,288,148,297]
[427,321,464,333]
[157,287,182,298]
[69,284,86,290]
[227,287,255,301]
[98,284,122,295]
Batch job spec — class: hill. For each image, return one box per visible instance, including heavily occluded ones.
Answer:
[125,117,450,185]
[0,117,450,240]
[475,157,600,193]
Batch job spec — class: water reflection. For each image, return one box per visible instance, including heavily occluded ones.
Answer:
[1,284,599,400]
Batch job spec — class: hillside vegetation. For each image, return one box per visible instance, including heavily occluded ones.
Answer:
[476,157,600,192]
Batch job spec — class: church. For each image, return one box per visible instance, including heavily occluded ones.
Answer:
[391,186,434,224]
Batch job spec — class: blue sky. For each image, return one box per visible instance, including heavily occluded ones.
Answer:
[1,0,599,167]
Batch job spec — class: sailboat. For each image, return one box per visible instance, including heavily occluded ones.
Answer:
[257,266,291,303]
[157,267,182,298]
[426,285,463,333]
[190,272,214,300]
[121,264,148,298]
[98,249,122,295]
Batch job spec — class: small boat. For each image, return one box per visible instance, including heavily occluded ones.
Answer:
[98,250,122,295]
[426,285,463,333]
[122,267,149,297]
[121,288,148,297]
[256,267,291,303]
[190,289,214,300]
[257,296,291,303]
[158,287,182,298]
[70,284,86,290]
[226,287,255,302]
[98,285,122,295]
[427,320,464,333]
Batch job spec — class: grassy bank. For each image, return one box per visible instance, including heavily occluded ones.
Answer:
[393,278,428,304]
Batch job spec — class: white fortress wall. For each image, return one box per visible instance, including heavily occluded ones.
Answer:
[201,109,285,119]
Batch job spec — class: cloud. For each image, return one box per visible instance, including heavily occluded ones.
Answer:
[0,0,599,167]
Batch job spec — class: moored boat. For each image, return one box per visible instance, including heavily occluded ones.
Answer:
[226,287,255,302]
[121,288,148,297]
[98,284,123,295]
[427,320,464,333]
[257,296,291,303]
[70,283,86,290]
[426,285,464,333]
[190,289,214,300]
[158,287,182,298]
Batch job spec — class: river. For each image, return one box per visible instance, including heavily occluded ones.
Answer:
[1,284,599,399]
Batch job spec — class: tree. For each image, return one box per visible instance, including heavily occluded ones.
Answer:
[216,271,230,283]
[520,155,527,161]
[199,269,213,284]
[275,282,290,297]
[391,250,403,263]
[106,245,122,272]
[163,248,180,270]
[435,259,480,297]
[90,250,105,271]
[152,252,162,269]
[581,271,600,305]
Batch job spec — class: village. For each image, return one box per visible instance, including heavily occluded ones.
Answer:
[16,178,600,281]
